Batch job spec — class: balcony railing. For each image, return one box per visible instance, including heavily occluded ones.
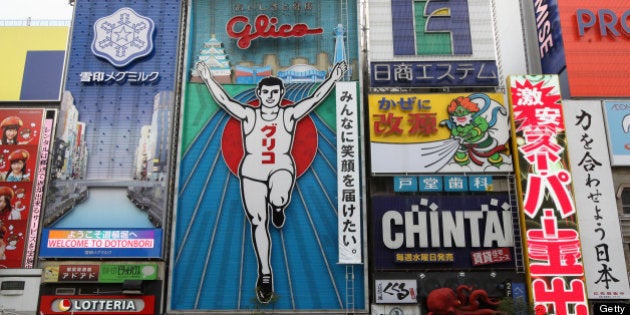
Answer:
[0,19,71,27]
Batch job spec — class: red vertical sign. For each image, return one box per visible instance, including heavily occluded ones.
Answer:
[508,75,589,315]
[0,108,52,268]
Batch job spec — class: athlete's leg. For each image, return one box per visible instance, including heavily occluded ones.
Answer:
[268,169,294,228]
[241,178,273,302]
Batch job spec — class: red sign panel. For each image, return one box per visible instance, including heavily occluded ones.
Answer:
[470,248,512,266]
[57,265,100,282]
[39,295,155,315]
[557,0,630,96]
[508,75,589,315]
[0,108,53,268]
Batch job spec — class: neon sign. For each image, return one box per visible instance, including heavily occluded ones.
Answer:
[227,14,324,49]
[509,75,589,315]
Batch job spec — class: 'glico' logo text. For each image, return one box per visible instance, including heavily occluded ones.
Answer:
[227,14,324,49]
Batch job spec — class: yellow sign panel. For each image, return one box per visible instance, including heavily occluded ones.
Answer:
[368,93,506,143]
[368,92,512,173]
[0,26,68,101]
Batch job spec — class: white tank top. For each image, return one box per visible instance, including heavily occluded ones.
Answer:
[240,108,296,181]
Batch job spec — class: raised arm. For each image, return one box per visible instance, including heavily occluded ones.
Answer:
[288,60,348,120]
[196,62,249,120]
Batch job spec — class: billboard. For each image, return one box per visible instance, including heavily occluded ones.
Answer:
[508,75,588,314]
[38,281,163,315]
[416,271,526,314]
[40,0,182,259]
[372,194,516,270]
[39,296,156,315]
[39,228,162,258]
[42,262,159,283]
[369,92,512,174]
[170,0,364,312]
[564,100,630,299]
[603,100,630,166]
[367,0,499,88]
[0,108,55,268]
[552,0,630,96]
[372,271,527,314]
[0,27,68,102]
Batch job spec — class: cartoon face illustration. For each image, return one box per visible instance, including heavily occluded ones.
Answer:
[20,128,32,140]
[441,94,509,168]
[448,96,479,127]
[6,234,18,250]
[256,84,284,107]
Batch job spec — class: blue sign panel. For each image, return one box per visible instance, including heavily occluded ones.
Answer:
[20,51,66,101]
[419,175,443,192]
[534,0,566,74]
[39,228,162,258]
[372,194,515,270]
[370,61,499,87]
[41,0,182,259]
[469,175,493,192]
[444,175,468,192]
[391,0,472,55]
[394,176,418,192]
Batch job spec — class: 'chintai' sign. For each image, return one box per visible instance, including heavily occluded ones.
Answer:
[372,194,515,270]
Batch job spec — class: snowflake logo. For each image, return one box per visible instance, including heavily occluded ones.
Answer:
[91,7,155,67]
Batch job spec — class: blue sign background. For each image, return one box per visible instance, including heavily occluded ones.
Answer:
[370,61,499,87]
[38,228,163,258]
[372,194,515,270]
[535,0,566,74]
[64,0,180,179]
[41,0,181,260]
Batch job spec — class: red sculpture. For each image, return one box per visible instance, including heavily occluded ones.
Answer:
[426,285,505,315]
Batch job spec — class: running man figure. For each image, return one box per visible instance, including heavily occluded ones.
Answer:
[197,60,348,303]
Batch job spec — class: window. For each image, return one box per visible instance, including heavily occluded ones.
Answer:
[621,187,630,215]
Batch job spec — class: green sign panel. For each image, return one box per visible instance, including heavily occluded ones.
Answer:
[99,263,158,283]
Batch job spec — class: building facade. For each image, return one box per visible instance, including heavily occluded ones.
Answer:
[0,0,629,314]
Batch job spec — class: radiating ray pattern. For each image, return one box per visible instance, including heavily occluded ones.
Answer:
[171,83,364,311]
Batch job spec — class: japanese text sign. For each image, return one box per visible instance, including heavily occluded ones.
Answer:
[337,82,362,264]
[367,0,499,88]
[508,75,589,315]
[39,228,162,258]
[368,93,512,174]
[374,279,418,304]
[564,100,630,299]
[0,108,53,268]
[42,0,182,260]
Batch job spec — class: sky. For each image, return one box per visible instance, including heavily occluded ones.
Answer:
[0,0,73,20]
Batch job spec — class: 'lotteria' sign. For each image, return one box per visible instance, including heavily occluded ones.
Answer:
[39,295,155,314]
